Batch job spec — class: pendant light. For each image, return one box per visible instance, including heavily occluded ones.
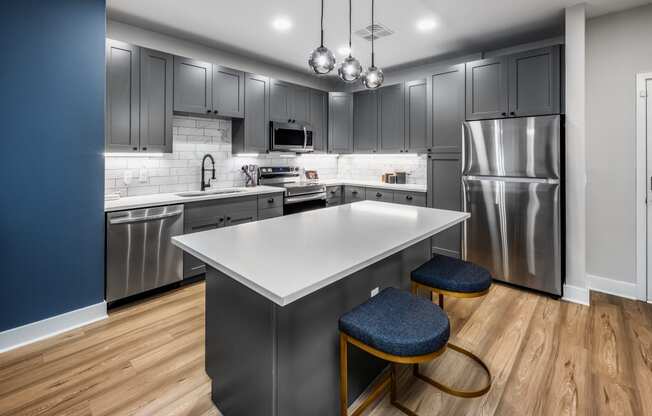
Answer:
[361,0,384,89]
[337,0,362,82]
[308,0,336,74]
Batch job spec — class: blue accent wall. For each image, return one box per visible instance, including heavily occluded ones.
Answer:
[0,0,106,331]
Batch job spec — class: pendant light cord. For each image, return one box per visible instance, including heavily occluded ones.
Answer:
[320,0,325,46]
[348,0,352,53]
[371,0,375,67]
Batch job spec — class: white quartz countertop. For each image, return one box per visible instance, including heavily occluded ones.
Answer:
[171,201,468,306]
[320,179,427,192]
[104,186,283,212]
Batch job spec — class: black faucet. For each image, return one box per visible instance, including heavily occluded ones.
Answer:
[201,154,216,191]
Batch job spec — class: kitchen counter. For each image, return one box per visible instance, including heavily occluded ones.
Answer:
[171,201,467,306]
[320,178,427,192]
[104,186,283,212]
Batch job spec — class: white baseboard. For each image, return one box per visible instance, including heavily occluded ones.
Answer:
[0,302,107,353]
[587,274,639,300]
[562,284,590,306]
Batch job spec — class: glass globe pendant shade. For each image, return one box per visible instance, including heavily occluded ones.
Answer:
[337,55,362,82]
[308,46,336,75]
[361,65,384,89]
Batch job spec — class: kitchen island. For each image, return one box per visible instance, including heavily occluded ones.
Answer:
[171,201,469,415]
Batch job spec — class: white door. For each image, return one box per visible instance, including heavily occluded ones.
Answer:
[646,78,652,301]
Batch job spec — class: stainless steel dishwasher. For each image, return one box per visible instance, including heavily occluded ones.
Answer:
[106,204,184,302]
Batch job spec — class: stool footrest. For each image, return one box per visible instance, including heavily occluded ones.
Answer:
[413,342,492,398]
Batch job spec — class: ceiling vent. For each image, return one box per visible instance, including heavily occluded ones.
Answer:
[355,23,394,41]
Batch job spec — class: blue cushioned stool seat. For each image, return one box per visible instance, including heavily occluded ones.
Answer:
[339,287,450,357]
[411,255,492,293]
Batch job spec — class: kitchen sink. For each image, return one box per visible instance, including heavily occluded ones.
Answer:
[176,189,245,197]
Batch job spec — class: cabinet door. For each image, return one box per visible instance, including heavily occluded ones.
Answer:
[430,64,465,153]
[173,57,212,114]
[428,153,462,258]
[309,89,328,152]
[508,46,561,117]
[244,73,270,152]
[328,93,353,153]
[106,39,139,152]
[405,79,429,153]
[139,48,173,153]
[292,85,310,124]
[213,66,244,118]
[365,188,394,203]
[393,191,426,207]
[378,83,405,153]
[183,216,224,278]
[465,57,508,120]
[353,90,379,153]
[270,79,293,122]
[344,186,365,203]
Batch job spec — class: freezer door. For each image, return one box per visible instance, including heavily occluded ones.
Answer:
[462,115,560,179]
[462,177,561,295]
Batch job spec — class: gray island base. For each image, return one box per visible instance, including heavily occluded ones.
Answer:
[171,201,469,415]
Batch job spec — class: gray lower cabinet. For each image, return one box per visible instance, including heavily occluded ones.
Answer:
[232,73,270,153]
[353,90,379,153]
[329,93,353,153]
[508,46,561,117]
[309,90,328,152]
[344,186,365,203]
[139,48,173,153]
[429,64,465,153]
[212,66,244,118]
[465,56,509,120]
[106,39,140,152]
[378,83,406,153]
[173,56,213,114]
[365,188,394,203]
[393,191,426,207]
[259,206,283,220]
[405,79,429,153]
[428,153,462,258]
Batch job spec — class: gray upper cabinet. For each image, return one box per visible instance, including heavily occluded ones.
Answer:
[106,39,140,152]
[378,83,406,153]
[232,73,269,153]
[405,79,429,153]
[173,57,212,114]
[309,89,328,152]
[212,66,244,118]
[508,46,561,117]
[466,57,509,120]
[328,93,353,153]
[428,153,462,258]
[270,79,293,122]
[429,64,465,153]
[353,90,379,153]
[292,86,310,124]
[139,48,173,153]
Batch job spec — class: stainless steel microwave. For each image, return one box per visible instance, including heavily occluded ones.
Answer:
[270,121,313,152]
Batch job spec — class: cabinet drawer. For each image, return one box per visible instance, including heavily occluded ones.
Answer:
[259,206,283,220]
[344,186,365,203]
[365,188,394,203]
[184,216,224,233]
[224,209,257,226]
[393,191,426,207]
[185,199,223,222]
[326,185,342,199]
[258,193,283,210]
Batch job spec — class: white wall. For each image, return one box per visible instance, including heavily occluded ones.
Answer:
[107,20,334,91]
[563,4,588,301]
[586,4,652,287]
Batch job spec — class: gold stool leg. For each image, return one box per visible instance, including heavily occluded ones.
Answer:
[340,333,348,416]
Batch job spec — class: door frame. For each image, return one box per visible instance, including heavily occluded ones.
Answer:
[636,72,652,302]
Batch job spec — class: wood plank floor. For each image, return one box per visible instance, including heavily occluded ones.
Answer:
[1,281,651,415]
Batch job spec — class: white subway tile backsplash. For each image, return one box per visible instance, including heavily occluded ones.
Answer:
[104,116,425,198]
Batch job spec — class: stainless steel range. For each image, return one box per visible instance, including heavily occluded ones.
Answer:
[258,166,327,215]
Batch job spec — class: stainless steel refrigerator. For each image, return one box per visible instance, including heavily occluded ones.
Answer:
[462,115,562,296]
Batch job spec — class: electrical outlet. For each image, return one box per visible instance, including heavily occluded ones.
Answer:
[370,287,379,297]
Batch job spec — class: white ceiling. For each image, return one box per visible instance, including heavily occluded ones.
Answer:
[107,0,650,74]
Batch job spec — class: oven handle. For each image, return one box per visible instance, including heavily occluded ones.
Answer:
[285,192,327,205]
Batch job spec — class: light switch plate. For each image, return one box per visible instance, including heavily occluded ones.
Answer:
[370,287,379,297]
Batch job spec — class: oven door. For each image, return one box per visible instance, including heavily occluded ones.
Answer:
[284,192,327,215]
[271,122,314,152]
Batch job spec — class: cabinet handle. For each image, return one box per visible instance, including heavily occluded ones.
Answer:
[288,119,292,123]
[206,109,212,113]
[267,198,274,203]
[214,110,219,114]
[352,190,358,195]
[501,112,507,116]
[132,147,138,151]
[376,192,382,198]
[142,147,147,151]
[427,148,431,152]
[330,190,336,194]
[226,217,231,221]
[510,112,516,116]
[406,195,413,201]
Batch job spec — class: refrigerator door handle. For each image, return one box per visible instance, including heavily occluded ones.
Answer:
[463,175,560,185]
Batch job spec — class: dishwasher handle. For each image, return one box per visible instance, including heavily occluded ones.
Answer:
[109,209,183,225]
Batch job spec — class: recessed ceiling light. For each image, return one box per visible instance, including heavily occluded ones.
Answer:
[416,18,437,32]
[338,46,351,56]
[272,16,293,32]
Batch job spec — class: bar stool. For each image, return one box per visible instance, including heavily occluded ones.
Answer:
[338,287,490,416]
[410,254,493,396]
